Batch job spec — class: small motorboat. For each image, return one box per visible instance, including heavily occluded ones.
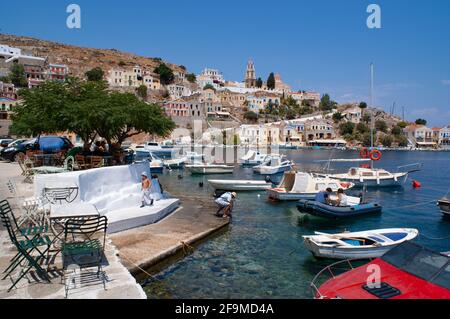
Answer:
[297,197,382,219]
[208,179,272,191]
[318,167,409,187]
[303,228,419,260]
[163,156,187,169]
[311,241,450,299]
[144,141,176,159]
[185,163,234,175]
[267,171,354,201]
[437,197,450,216]
[239,150,269,166]
[253,155,293,175]
[185,151,204,163]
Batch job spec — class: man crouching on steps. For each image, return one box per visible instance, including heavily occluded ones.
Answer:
[215,192,236,218]
[140,172,154,208]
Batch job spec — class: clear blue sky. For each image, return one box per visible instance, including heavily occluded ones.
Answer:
[1,0,449,126]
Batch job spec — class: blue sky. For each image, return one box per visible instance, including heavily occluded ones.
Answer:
[1,0,449,126]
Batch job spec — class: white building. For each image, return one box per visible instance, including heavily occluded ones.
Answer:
[197,68,224,90]
[166,83,192,99]
[439,126,450,146]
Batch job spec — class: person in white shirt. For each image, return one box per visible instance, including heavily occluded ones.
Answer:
[336,188,348,206]
[215,192,237,218]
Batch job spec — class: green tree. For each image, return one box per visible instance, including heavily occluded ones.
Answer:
[118,61,126,67]
[85,67,105,82]
[362,131,376,147]
[362,114,371,124]
[332,112,344,123]
[154,63,175,85]
[396,135,409,147]
[186,73,196,83]
[244,111,258,122]
[397,121,409,128]
[356,122,370,134]
[256,77,263,88]
[391,125,403,136]
[266,73,275,90]
[319,94,337,111]
[8,64,28,87]
[415,118,427,125]
[339,122,355,135]
[375,120,388,133]
[136,85,148,100]
[359,101,368,109]
[380,135,393,147]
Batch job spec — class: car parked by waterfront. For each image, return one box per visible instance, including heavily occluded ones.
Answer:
[0,136,73,162]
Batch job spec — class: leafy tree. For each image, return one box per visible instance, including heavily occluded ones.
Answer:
[332,112,344,123]
[362,131,376,147]
[186,73,196,83]
[179,65,186,71]
[136,85,148,100]
[244,111,258,122]
[391,125,403,136]
[396,135,409,147]
[415,118,427,125]
[203,84,215,91]
[118,61,126,67]
[339,122,355,135]
[362,114,371,124]
[8,64,28,87]
[397,121,408,128]
[154,63,174,85]
[286,108,297,120]
[266,73,275,90]
[356,122,370,134]
[85,67,104,82]
[256,77,263,88]
[359,101,368,109]
[375,120,388,133]
[319,94,337,111]
[380,135,393,147]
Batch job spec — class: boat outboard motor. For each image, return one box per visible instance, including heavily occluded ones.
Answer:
[199,182,204,188]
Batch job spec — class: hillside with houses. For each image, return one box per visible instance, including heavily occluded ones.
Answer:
[1,33,449,149]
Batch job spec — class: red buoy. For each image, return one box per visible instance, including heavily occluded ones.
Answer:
[412,180,421,189]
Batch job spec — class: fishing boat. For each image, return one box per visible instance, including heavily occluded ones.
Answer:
[297,197,382,219]
[208,179,272,191]
[162,156,187,169]
[310,241,450,299]
[303,228,419,260]
[253,155,293,175]
[267,171,354,201]
[239,150,269,166]
[437,197,450,216]
[185,163,234,175]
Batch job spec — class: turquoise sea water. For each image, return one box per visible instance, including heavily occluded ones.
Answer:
[142,149,450,299]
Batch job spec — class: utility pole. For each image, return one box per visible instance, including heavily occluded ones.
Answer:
[402,106,405,121]
[370,63,374,153]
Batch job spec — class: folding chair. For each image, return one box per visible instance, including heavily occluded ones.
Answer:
[75,154,89,170]
[62,216,108,298]
[0,200,52,292]
[89,156,104,169]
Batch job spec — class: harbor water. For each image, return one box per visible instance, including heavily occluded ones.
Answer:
[142,149,450,299]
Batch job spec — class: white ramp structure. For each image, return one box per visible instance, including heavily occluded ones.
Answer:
[34,161,180,233]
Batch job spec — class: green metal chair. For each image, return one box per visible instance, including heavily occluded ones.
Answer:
[62,216,108,298]
[0,199,52,292]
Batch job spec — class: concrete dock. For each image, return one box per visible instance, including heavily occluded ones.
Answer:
[0,161,229,298]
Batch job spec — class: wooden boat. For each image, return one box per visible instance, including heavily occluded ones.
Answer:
[239,150,269,166]
[311,242,450,299]
[437,197,450,216]
[253,155,293,175]
[303,228,419,260]
[185,163,234,175]
[267,171,354,201]
[297,198,382,219]
[208,179,272,191]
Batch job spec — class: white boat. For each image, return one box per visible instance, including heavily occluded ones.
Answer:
[318,166,409,187]
[438,197,450,216]
[253,155,293,175]
[239,150,269,166]
[185,163,234,175]
[163,156,187,169]
[185,151,204,163]
[208,179,272,191]
[303,228,419,260]
[267,171,355,201]
[144,141,176,158]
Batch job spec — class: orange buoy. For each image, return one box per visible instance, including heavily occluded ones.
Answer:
[412,180,421,189]
[359,147,370,159]
[370,150,382,161]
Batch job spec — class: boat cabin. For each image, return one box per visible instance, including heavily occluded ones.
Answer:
[278,172,343,193]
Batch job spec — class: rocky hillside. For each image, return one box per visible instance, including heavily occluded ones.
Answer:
[0,33,185,78]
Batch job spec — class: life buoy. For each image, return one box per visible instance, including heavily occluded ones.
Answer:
[370,150,382,161]
[359,147,370,159]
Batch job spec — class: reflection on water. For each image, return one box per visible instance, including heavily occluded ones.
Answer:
[143,149,450,299]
